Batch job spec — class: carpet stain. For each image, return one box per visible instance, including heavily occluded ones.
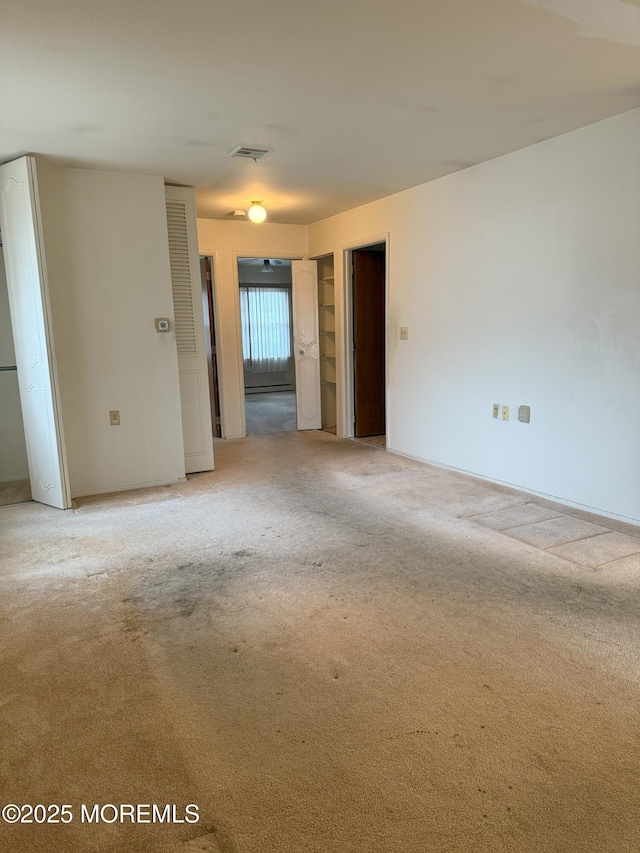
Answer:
[182,829,223,851]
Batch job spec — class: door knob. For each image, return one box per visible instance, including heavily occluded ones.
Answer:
[299,349,304,355]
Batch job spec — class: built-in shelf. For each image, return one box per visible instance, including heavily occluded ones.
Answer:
[318,256,337,433]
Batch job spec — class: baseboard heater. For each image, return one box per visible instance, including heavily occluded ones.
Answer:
[245,384,294,395]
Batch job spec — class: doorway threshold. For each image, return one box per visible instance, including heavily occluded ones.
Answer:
[352,435,386,450]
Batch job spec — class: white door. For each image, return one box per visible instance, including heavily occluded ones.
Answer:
[291,260,322,430]
[0,157,70,508]
[165,186,214,473]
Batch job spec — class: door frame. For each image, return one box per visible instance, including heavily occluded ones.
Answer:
[231,251,306,438]
[341,234,390,440]
[0,156,71,508]
[200,255,223,438]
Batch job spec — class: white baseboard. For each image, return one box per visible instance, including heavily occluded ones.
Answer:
[386,446,640,528]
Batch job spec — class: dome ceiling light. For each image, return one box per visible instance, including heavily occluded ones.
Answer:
[247,200,267,224]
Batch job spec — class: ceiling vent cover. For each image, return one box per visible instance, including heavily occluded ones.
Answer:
[229,145,272,161]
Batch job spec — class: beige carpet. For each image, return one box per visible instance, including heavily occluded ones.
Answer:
[353,434,386,448]
[1,431,639,852]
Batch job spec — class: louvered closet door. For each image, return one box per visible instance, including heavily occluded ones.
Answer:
[165,186,214,473]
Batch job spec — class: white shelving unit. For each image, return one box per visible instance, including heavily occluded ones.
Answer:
[317,256,336,433]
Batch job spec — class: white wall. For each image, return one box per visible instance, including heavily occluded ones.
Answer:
[197,220,308,437]
[309,108,640,523]
[37,163,186,497]
[0,247,29,483]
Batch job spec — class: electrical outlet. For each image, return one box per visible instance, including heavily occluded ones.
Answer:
[501,405,509,421]
[493,403,500,419]
[109,410,121,426]
[399,327,409,340]
[518,405,531,424]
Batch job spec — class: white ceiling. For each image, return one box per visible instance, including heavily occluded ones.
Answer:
[1,0,639,224]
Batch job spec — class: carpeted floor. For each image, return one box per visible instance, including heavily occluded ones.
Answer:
[353,434,386,448]
[245,391,296,434]
[1,430,639,852]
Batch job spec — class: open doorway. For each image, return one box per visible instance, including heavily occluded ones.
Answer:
[349,242,387,447]
[238,258,297,435]
[0,241,31,506]
[200,256,222,438]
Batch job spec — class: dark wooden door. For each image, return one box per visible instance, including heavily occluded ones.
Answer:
[200,257,222,438]
[353,249,385,437]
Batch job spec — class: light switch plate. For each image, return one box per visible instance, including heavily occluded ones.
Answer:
[492,403,500,419]
[501,405,509,421]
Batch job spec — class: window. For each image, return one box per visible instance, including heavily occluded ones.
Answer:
[240,286,292,373]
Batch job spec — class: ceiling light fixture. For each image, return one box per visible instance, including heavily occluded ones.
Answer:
[247,200,267,224]
[261,260,275,274]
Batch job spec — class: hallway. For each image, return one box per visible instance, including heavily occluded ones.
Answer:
[1,431,639,852]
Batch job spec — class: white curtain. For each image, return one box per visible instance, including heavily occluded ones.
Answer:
[240,286,293,373]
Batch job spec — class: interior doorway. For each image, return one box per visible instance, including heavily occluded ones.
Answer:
[350,242,387,446]
[238,258,297,435]
[200,256,222,438]
[0,242,32,506]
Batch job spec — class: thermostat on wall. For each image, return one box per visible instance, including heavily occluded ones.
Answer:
[155,318,171,332]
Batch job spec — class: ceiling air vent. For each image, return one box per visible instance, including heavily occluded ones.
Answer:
[229,145,272,161]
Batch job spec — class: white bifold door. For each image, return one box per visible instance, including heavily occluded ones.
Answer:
[0,156,70,509]
[291,260,322,430]
[165,186,214,473]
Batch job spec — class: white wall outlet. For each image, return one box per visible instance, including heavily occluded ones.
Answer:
[155,317,170,332]
[518,405,531,423]
[493,403,500,419]
[399,327,409,340]
[501,405,509,421]
[109,410,121,426]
